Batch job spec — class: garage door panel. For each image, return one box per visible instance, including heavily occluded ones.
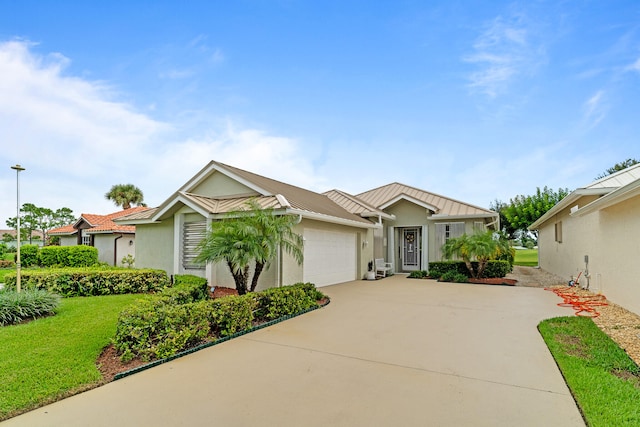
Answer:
[303,229,357,287]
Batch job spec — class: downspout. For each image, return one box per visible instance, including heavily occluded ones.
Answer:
[114,234,123,266]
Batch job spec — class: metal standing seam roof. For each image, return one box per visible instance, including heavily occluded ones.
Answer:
[116,161,374,227]
[585,163,640,189]
[355,182,496,217]
[323,189,392,218]
[197,162,373,225]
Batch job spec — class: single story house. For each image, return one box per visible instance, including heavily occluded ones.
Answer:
[116,161,498,289]
[529,164,640,315]
[48,207,149,266]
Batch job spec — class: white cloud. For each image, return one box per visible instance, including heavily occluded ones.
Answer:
[464,13,545,98]
[582,90,607,129]
[626,57,640,73]
[0,40,314,225]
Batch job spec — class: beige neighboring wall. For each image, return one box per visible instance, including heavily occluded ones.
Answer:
[190,170,258,197]
[537,194,640,316]
[92,234,135,266]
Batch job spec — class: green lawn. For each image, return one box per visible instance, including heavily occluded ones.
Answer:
[539,317,640,426]
[513,248,538,266]
[0,294,143,420]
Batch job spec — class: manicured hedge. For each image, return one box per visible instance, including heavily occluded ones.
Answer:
[19,245,40,267]
[39,246,98,267]
[2,268,170,297]
[0,289,61,326]
[113,282,326,362]
[428,260,511,279]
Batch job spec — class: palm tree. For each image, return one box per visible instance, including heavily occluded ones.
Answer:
[442,230,499,278]
[195,200,303,295]
[105,184,146,210]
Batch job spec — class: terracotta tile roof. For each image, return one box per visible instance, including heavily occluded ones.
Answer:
[48,207,150,235]
[356,182,497,217]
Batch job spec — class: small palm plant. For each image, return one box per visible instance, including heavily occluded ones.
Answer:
[442,230,499,278]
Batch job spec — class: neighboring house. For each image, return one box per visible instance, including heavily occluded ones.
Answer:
[116,161,498,289]
[529,164,640,315]
[48,207,149,266]
[0,230,45,248]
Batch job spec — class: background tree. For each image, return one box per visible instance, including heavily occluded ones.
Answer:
[489,199,517,239]
[6,204,75,244]
[105,184,146,210]
[595,158,639,179]
[196,201,303,295]
[501,186,569,239]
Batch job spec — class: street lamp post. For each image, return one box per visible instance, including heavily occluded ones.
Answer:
[11,164,25,293]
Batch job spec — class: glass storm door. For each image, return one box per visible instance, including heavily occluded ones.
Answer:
[402,228,420,271]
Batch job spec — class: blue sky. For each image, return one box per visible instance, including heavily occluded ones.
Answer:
[1,1,639,225]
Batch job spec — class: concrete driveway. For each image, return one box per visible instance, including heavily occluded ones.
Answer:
[2,276,584,426]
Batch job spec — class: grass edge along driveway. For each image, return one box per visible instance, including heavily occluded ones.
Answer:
[539,316,640,426]
[0,294,143,421]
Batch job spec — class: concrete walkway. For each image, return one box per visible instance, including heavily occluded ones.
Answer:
[2,276,585,426]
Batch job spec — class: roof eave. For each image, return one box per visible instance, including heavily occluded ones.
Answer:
[528,188,612,230]
[572,179,640,217]
[288,208,376,229]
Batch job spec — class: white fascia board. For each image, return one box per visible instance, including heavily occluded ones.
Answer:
[288,209,377,229]
[528,188,612,230]
[361,210,395,220]
[572,180,640,217]
[151,193,211,221]
[430,213,498,221]
[379,194,440,212]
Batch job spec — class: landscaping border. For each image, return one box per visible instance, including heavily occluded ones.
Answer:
[114,299,330,380]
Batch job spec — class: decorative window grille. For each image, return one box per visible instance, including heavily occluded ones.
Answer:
[182,220,207,270]
[81,230,92,246]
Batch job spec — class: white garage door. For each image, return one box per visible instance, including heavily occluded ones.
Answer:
[303,228,357,287]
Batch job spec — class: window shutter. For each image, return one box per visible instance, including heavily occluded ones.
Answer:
[182,220,206,270]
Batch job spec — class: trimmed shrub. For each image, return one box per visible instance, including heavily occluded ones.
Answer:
[253,284,319,321]
[19,245,39,267]
[114,298,211,361]
[0,289,61,326]
[39,246,63,267]
[439,271,468,283]
[408,270,429,279]
[61,246,98,267]
[2,268,170,297]
[162,278,210,305]
[429,260,511,279]
[113,282,327,362]
[208,295,256,337]
[428,261,468,279]
[483,260,511,278]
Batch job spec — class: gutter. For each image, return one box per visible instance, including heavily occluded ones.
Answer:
[114,234,123,266]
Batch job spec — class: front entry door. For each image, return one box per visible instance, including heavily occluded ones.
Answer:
[402,228,420,271]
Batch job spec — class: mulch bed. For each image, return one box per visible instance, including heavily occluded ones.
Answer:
[468,278,517,286]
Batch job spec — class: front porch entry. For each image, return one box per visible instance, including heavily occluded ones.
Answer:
[400,227,421,271]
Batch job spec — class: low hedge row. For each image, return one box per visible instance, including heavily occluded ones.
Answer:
[428,260,511,279]
[17,245,98,268]
[114,282,325,362]
[0,289,61,326]
[2,268,170,297]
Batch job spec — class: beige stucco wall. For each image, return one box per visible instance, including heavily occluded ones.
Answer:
[58,236,76,246]
[93,233,135,266]
[135,219,175,275]
[191,171,259,197]
[538,194,640,316]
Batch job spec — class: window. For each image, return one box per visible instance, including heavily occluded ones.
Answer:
[555,221,563,243]
[182,220,207,270]
[474,221,485,232]
[81,229,92,246]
